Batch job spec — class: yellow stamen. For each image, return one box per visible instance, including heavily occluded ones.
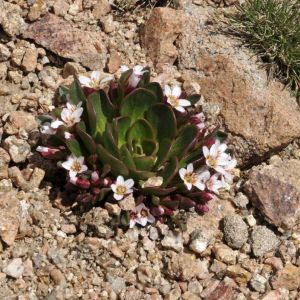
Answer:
[168,95,180,108]
[116,185,126,195]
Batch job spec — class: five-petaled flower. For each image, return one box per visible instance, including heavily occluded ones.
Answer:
[111,175,134,201]
[78,71,113,90]
[51,102,83,128]
[164,85,191,113]
[198,170,225,195]
[120,65,148,88]
[179,163,204,191]
[202,140,235,176]
[129,203,155,228]
[61,154,88,178]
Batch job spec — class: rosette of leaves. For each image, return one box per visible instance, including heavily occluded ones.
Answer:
[38,68,226,227]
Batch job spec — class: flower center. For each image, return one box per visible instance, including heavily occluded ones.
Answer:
[91,78,100,89]
[207,155,217,168]
[184,172,198,184]
[140,209,149,218]
[168,95,179,108]
[116,185,126,195]
[71,161,82,172]
[65,115,76,126]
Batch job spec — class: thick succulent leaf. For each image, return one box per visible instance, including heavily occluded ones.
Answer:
[160,198,179,209]
[96,144,129,177]
[137,67,150,87]
[141,139,159,156]
[144,82,164,102]
[86,92,107,137]
[142,186,177,196]
[129,169,156,181]
[168,125,198,159]
[127,119,154,148]
[120,88,157,124]
[187,94,201,105]
[66,139,83,157]
[52,108,62,118]
[119,69,133,88]
[58,85,69,102]
[102,123,120,159]
[70,79,86,104]
[101,164,111,177]
[76,123,96,154]
[160,157,179,187]
[154,138,173,170]
[119,144,136,170]
[133,156,155,171]
[99,90,116,120]
[98,188,111,202]
[179,150,203,168]
[120,211,130,227]
[113,116,131,148]
[145,103,176,141]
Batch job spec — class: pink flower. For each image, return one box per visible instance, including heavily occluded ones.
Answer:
[198,170,225,195]
[129,203,155,228]
[36,146,60,158]
[164,85,191,113]
[120,65,148,88]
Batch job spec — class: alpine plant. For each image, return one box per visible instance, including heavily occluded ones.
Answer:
[37,66,237,228]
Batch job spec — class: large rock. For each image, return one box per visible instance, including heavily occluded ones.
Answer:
[0,0,27,37]
[244,159,300,229]
[271,263,300,291]
[23,14,107,69]
[177,4,300,166]
[0,192,20,246]
[140,7,186,66]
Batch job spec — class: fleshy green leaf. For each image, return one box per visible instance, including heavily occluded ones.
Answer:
[154,138,173,170]
[145,103,177,141]
[102,123,120,159]
[119,144,136,170]
[160,157,179,187]
[66,139,83,157]
[86,92,107,137]
[144,82,164,102]
[168,125,198,159]
[187,94,201,105]
[127,119,154,149]
[113,116,131,148]
[69,79,86,104]
[76,123,96,154]
[141,139,159,156]
[129,169,156,181]
[96,144,129,177]
[120,88,157,124]
[142,186,177,196]
[133,156,155,171]
[120,211,130,226]
[100,90,116,120]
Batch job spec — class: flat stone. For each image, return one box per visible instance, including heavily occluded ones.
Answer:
[0,192,20,246]
[250,226,280,257]
[140,7,186,66]
[223,214,248,249]
[7,111,38,134]
[245,160,300,229]
[271,263,300,291]
[161,231,184,252]
[0,0,27,37]
[23,14,107,69]
[3,258,24,278]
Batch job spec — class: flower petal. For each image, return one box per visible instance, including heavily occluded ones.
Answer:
[164,85,172,97]
[124,178,134,189]
[172,86,182,98]
[179,168,186,180]
[202,146,209,158]
[178,99,191,107]
[116,176,124,185]
[187,163,193,173]
[91,71,101,81]
[175,106,186,113]
[110,184,117,193]
[78,75,91,86]
[114,193,124,201]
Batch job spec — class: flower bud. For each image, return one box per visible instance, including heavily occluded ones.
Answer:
[199,192,214,202]
[76,193,95,204]
[70,177,90,189]
[151,206,165,216]
[203,138,216,148]
[195,204,210,214]
[36,146,60,159]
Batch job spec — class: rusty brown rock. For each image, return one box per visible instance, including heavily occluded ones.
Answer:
[0,148,10,180]
[0,192,20,246]
[271,263,300,291]
[140,7,186,66]
[23,14,107,69]
[206,282,233,300]
[244,159,300,229]
[107,50,121,73]
[92,0,111,19]
[7,111,38,133]
[28,0,47,21]
[226,265,251,284]
[21,48,38,72]
[177,13,300,166]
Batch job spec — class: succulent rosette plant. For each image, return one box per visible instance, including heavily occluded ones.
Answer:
[37,65,237,228]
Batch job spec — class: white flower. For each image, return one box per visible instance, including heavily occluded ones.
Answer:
[40,122,56,135]
[61,155,88,178]
[164,85,191,113]
[120,65,148,88]
[78,71,113,89]
[198,170,224,195]
[64,132,74,140]
[179,163,204,191]
[61,104,83,127]
[129,203,155,228]
[50,119,64,129]
[202,140,233,174]
[141,176,163,188]
[111,175,134,201]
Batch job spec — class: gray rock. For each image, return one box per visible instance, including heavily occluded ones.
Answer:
[250,226,280,257]
[3,136,31,163]
[250,273,267,293]
[233,192,249,208]
[189,230,209,254]
[3,258,24,278]
[107,274,126,294]
[223,214,249,249]
[161,230,183,252]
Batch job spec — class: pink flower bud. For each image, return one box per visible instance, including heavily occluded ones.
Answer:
[101,177,112,187]
[203,138,216,148]
[199,192,214,202]
[36,146,60,159]
[151,206,165,216]
[91,188,101,195]
[76,193,95,204]
[196,204,210,214]
[91,171,100,183]
[70,177,90,189]
[83,86,96,96]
